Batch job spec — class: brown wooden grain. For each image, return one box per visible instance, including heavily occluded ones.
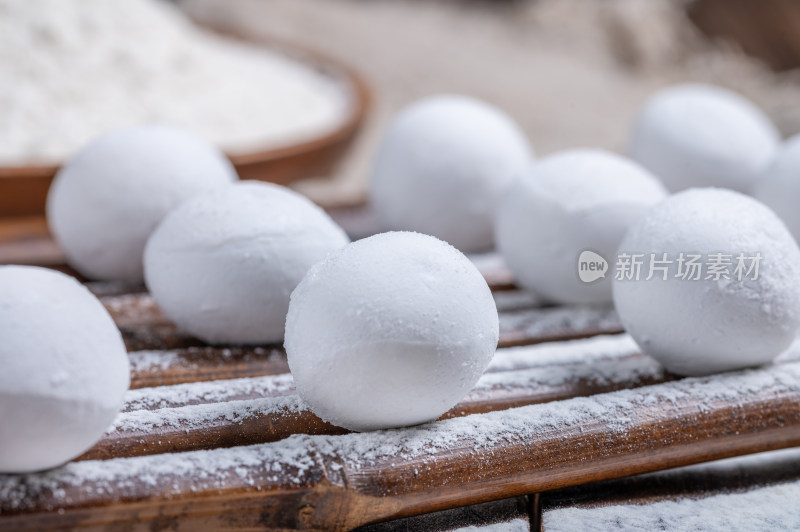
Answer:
[80,353,671,461]
[541,449,800,512]
[81,409,348,461]
[105,289,618,345]
[322,383,800,529]
[687,0,800,72]
[0,167,56,219]
[539,447,800,530]
[118,315,622,390]
[123,349,652,412]
[0,461,328,531]
[93,269,618,390]
[356,496,530,531]
[96,286,623,389]
[128,346,290,389]
[0,216,71,269]
[3,365,800,530]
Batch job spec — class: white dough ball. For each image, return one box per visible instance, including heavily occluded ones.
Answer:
[613,188,800,376]
[286,231,499,431]
[629,83,780,192]
[47,125,238,281]
[496,149,668,304]
[144,182,349,345]
[754,134,800,243]
[370,95,533,252]
[0,266,130,473]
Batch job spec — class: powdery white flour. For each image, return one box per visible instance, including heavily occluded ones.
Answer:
[543,480,800,532]
[122,373,296,411]
[0,0,350,164]
[109,335,800,439]
[117,334,645,413]
[452,519,528,532]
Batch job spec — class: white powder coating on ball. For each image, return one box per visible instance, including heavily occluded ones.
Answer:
[370,95,534,253]
[629,83,780,193]
[0,266,130,473]
[613,188,800,376]
[754,134,800,243]
[496,149,668,304]
[47,125,238,281]
[0,0,350,165]
[144,181,349,345]
[285,231,499,431]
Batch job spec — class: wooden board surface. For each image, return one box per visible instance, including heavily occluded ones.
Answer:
[1,209,798,531]
[538,447,800,531]
[688,0,800,72]
[358,496,530,531]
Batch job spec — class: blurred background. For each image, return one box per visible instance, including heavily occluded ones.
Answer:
[4,0,800,211]
[178,0,800,205]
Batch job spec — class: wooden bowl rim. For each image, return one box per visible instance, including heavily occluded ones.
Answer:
[0,35,370,179]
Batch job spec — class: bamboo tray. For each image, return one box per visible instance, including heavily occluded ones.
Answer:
[537,446,800,530]
[1,209,800,531]
[0,38,370,218]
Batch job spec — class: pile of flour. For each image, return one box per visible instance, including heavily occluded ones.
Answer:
[0,0,350,165]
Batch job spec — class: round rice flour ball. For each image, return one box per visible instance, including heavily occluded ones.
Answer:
[629,83,779,192]
[496,149,667,304]
[613,188,800,376]
[47,125,238,281]
[0,266,130,473]
[285,231,499,431]
[370,95,533,252]
[144,182,349,345]
[754,134,800,243]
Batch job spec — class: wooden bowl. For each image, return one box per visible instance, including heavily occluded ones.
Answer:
[0,40,370,218]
